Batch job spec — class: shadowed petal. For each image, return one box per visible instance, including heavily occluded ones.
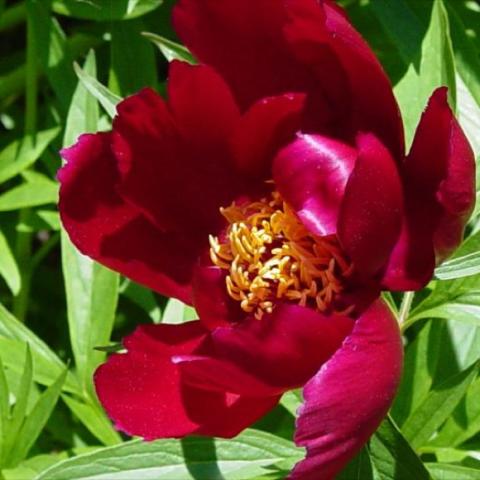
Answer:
[95,322,279,439]
[290,300,403,480]
[173,0,404,160]
[337,133,403,278]
[58,133,200,303]
[273,133,356,236]
[113,63,242,236]
[383,88,476,290]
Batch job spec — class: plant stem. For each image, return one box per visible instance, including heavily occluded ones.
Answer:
[12,1,36,322]
[398,291,415,327]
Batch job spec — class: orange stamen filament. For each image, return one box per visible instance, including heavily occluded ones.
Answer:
[210,192,354,320]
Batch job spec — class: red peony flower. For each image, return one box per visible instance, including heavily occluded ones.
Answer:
[58,0,475,478]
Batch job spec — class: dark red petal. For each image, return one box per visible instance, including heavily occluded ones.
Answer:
[273,133,356,236]
[95,321,279,440]
[113,66,241,236]
[178,305,354,396]
[284,0,404,159]
[383,88,476,290]
[290,300,403,480]
[173,1,404,160]
[192,263,245,330]
[231,93,305,180]
[173,0,315,110]
[337,133,403,278]
[58,133,199,303]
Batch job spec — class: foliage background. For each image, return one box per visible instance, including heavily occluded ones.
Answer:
[0,0,480,478]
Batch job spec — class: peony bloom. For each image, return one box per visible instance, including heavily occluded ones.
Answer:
[58,0,475,478]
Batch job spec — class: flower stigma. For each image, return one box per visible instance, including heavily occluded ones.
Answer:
[209,191,354,320]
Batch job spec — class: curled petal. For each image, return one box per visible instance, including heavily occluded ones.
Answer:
[290,300,403,480]
[113,64,241,236]
[337,133,403,278]
[95,322,279,439]
[58,133,199,303]
[383,88,476,290]
[273,133,356,236]
[177,305,354,396]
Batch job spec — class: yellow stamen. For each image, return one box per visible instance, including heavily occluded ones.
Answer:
[210,191,353,318]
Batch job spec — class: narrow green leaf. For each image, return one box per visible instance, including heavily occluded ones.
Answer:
[162,298,197,324]
[52,0,162,21]
[0,176,58,212]
[0,230,21,295]
[0,337,78,394]
[0,128,60,184]
[2,345,33,466]
[35,430,302,480]
[392,320,442,426]
[0,304,72,390]
[26,0,76,112]
[0,356,9,461]
[142,32,196,63]
[61,395,121,446]
[120,280,161,323]
[429,377,480,447]
[337,448,374,480]
[369,416,431,480]
[393,0,456,147]
[402,361,479,449]
[435,251,480,280]
[63,52,120,394]
[10,369,67,465]
[426,463,480,480]
[73,62,121,119]
[110,19,156,96]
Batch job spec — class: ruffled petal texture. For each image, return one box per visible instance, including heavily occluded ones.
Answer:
[58,133,200,303]
[113,62,242,236]
[383,88,476,290]
[173,0,404,158]
[290,300,403,480]
[94,322,279,439]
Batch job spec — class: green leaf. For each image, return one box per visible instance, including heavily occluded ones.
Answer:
[110,19,157,96]
[120,280,161,323]
[61,395,121,446]
[369,416,431,480]
[9,368,67,466]
[401,361,479,449]
[2,345,33,467]
[435,251,480,280]
[0,176,58,211]
[0,337,78,394]
[0,230,21,295]
[0,128,60,184]
[0,356,10,461]
[0,304,69,389]
[142,32,196,63]
[392,320,442,426]
[35,430,302,480]
[429,377,480,448]
[337,448,374,480]
[426,463,480,480]
[52,0,162,21]
[393,0,456,148]
[162,298,197,324]
[63,50,120,394]
[26,0,76,112]
[73,62,121,119]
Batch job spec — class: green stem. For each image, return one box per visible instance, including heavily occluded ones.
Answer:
[398,291,415,327]
[13,2,36,322]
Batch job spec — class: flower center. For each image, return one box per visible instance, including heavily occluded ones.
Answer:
[209,192,354,320]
